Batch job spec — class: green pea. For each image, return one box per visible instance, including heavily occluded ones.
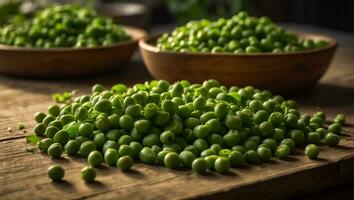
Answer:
[48,165,65,181]
[117,156,134,171]
[192,158,208,174]
[193,125,210,138]
[257,147,272,161]
[307,132,321,144]
[34,112,46,123]
[80,141,96,157]
[275,144,290,159]
[328,123,342,134]
[334,114,345,125]
[139,147,156,165]
[214,157,230,174]
[244,150,261,165]
[88,150,103,167]
[53,130,70,145]
[229,151,245,167]
[47,143,63,158]
[305,144,319,159]
[104,148,119,166]
[64,140,80,155]
[324,133,340,147]
[225,115,242,130]
[38,138,54,152]
[34,123,46,136]
[48,105,61,116]
[81,166,96,182]
[119,115,134,130]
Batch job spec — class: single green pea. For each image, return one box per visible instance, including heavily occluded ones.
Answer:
[75,107,88,121]
[104,148,119,166]
[273,128,285,142]
[139,147,156,165]
[214,157,230,174]
[48,165,65,181]
[117,156,134,171]
[193,125,210,138]
[78,122,94,138]
[81,166,96,182]
[134,120,151,134]
[80,141,97,157]
[334,114,345,125]
[53,130,70,145]
[289,129,305,146]
[193,138,209,152]
[179,151,196,167]
[92,83,105,93]
[125,105,141,119]
[244,150,261,165]
[305,144,319,159]
[34,112,46,123]
[47,143,63,158]
[259,121,274,138]
[275,144,290,159]
[160,130,176,145]
[324,133,340,147]
[223,130,242,147]
[88,150,103,167]
[164,152,181,169]
[34,123,46,136]
[64,140,80,155]
[307,132,321,144]
[192,158,208,174]
[48,105,61,116]
[257,147,272,161]
[119,115,134,130]
[224,115,242,130]
[141,134,159,147]
[229,151,246,167]
[328,123,342,134]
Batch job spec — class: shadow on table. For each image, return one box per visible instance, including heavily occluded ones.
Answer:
[283,83,354,108]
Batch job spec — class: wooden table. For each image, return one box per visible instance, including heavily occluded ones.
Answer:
[0,24,353,200]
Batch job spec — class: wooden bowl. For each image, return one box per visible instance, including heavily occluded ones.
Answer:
[139,32,337,91]
[96,2,150,29]
[0,26,147,78]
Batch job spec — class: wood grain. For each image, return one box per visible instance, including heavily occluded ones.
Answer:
[0,24,353,200]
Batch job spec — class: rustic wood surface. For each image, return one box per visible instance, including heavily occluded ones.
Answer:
[0,24,353,200]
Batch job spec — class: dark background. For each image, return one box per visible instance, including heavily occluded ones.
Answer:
[1,0,353,32]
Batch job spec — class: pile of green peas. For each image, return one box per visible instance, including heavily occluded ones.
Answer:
[0,4,130,48]
[157,11,328,53]
[35,79,345,181]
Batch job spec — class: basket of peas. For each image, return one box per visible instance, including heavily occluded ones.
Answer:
[139,11,337,91]
[0,4,147,77]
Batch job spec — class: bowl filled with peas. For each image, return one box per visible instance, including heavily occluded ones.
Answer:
[139,11,337,91]
[0,4,147,77]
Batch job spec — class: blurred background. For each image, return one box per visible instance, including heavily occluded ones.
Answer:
[0,0,353,32]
